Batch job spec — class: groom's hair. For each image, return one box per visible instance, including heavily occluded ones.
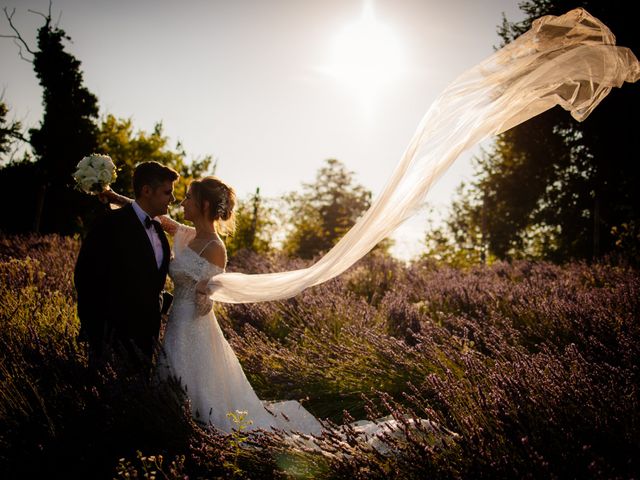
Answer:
[133,161,179,198]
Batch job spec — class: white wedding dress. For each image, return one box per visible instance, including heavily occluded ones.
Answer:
[157,222,323,435]
[157,222,438,451]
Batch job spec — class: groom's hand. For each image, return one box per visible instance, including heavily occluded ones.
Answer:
[195,279,213,316]
[195,293,213,316]
[195,279,210,296]
[195,291,213,317]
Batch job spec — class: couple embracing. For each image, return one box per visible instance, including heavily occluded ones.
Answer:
[74,161,322,434]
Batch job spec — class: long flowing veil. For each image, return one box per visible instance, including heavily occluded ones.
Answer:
[208,8,639,304]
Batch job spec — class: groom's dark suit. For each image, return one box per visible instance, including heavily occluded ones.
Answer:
[74,203,171,363]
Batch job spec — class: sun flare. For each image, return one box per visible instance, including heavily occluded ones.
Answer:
[320,2,407,113]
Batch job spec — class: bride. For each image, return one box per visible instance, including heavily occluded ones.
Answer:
[103,177,324,435]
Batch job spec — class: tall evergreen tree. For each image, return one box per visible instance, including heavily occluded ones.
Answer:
[0,8,99,234]
[29,13,100,234]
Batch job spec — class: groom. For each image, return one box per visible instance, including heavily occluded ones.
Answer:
[74,161,179,370]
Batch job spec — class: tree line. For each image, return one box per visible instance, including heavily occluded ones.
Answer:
[2,1,638,264]
[424,0,639,265]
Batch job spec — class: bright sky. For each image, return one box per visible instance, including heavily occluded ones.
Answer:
[1,0,525,260]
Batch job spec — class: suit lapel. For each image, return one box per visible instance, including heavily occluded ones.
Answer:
[123,204,159,273]
[157,223,171,276]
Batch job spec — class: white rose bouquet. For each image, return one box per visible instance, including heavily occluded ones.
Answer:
[73,154,117,194]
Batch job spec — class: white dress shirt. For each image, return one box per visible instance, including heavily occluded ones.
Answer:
[132,201,164,269]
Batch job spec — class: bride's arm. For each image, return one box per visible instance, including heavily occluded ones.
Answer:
[157,215,182,236]
[99,188,184,237]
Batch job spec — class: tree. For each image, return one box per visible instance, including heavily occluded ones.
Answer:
[0,100,25,161]
[435,1,639,262]
[0,6,99,234]
[225,188,278,257]
[283,159,372,259]
[423,182,490,267]
[0,99,35,233]
[97,115,215,222]
[495,1,639,261]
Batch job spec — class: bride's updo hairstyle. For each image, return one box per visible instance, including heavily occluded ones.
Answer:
[190,176,236,236]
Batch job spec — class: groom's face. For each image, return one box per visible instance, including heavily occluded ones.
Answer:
[148,180,176,217]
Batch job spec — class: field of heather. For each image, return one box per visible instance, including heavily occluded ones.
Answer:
[1,234,638,479]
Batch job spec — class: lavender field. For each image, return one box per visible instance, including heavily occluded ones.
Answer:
[0,234,638,479]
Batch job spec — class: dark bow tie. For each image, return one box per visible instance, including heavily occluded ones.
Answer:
[145,216,160,230]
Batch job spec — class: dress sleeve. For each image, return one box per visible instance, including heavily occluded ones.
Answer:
[159,215,196,256]
[158,215,180,236]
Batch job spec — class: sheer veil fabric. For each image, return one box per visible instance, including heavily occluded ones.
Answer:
[207,8,639,304]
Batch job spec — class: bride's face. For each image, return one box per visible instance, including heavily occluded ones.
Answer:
[182,185,210,222]
[181,186,197,222]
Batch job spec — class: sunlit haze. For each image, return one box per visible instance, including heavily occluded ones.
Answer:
[319,1,407,116]
[0,0,526,260]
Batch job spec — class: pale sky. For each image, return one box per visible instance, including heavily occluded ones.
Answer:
[1,0,525,259]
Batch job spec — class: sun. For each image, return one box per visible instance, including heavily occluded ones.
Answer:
[320,2,407,113]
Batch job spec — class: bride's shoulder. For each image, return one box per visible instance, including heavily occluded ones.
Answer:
[199,237,226,270]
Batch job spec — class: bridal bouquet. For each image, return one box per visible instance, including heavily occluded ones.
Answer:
[73,154,117,194]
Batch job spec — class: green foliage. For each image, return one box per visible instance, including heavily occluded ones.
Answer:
[97,115,216,221]
[610,220,640,266]
[283,159,372,259]
[115,451,187,480]
[423,184,490,268]
[224,410,254,477]
[0,100,24,160]
[225,188,277,257]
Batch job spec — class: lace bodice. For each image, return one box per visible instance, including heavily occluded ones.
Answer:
[169,240,224,301]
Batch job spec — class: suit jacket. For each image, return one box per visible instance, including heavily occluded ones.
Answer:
[74,204,170,357]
